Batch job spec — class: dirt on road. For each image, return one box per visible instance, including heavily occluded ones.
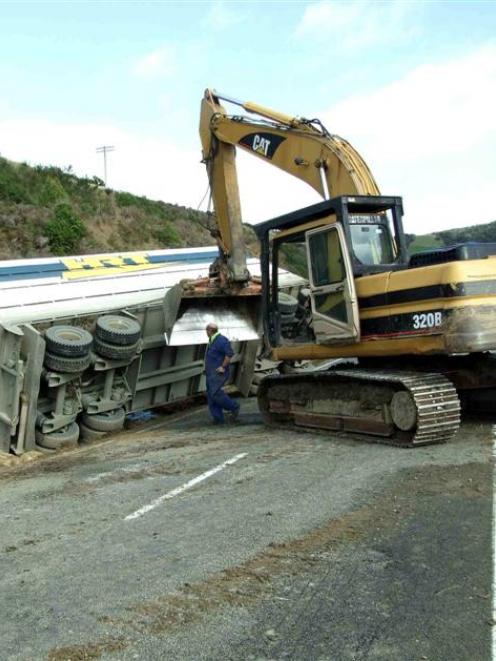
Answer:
[0,402,492,661]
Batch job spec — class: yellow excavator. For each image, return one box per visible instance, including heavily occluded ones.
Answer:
[193,88,496,446]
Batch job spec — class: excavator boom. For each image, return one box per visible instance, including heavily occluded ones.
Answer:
[207,89,380,197]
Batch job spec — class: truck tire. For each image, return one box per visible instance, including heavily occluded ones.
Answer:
[79,422,108,443]
[81,407,126,432]
[93,336,140,361]
[44,351,92,373]
[95,315,141,346]
[280,310,296,324]
[45,325,93,357]
[278,293,298,314]
[35,422,80,449]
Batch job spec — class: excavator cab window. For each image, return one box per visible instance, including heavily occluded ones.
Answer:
[306,224,360,342]
[308,229,348,325]
[270,231,314,345]
[309,229,346,286]
[278,239,309,280]
[349,213,397,267]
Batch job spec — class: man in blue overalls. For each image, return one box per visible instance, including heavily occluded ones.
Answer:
[205,322,240,425]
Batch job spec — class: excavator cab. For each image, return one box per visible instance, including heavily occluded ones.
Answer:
[255,195,409,348]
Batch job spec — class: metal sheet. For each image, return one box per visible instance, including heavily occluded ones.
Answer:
[167,300,260,346]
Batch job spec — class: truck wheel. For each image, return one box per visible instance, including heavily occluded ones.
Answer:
[280,310,296,325]
[93,336,140,361]
[278,293,298,314]
[45,326,93,357]
[44,351,92,373]
[95,315,141,346]
[81,407,126,432]
[35,422,80,449]
[79,422,108,443]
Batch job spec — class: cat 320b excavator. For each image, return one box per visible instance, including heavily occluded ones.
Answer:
[178,88,496,447]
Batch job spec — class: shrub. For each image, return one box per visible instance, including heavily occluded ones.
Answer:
[115,191,139,208]
[38,176,68,207]
[153,221,181,247]
[0,159,33,203]
[45,203,86,255]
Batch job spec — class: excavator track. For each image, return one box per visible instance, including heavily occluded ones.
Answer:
[257,368,461,447]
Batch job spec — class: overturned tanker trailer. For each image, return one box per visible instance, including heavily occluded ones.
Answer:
[0,247,300,456]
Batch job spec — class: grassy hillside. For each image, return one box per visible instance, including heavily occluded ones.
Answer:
[408,221,496,254]
[0,156,217,259]
[0,155,493,262]
[407,233,444,253]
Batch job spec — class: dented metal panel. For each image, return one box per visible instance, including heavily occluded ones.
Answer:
[0,325,24,453]
[166,299,260,346]
[18,325,45,452]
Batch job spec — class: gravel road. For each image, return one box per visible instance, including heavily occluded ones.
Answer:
[0,399,491,661]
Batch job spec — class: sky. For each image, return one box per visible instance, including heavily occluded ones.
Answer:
[0,0,495,235]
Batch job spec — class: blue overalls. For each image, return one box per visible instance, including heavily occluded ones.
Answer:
[205,333,239,424]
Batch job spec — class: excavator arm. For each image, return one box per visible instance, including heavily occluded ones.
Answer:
[166,89,383,347]
[199,89,380,288]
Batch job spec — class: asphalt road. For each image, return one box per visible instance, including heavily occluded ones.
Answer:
[0,399,492,661]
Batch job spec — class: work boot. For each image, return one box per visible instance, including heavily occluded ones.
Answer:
[228,406,240,423]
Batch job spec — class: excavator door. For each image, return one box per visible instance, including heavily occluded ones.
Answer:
[305,223,360,343]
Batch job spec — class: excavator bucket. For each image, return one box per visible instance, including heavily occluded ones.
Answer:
[162,264,307,347]
[162,283,262,347]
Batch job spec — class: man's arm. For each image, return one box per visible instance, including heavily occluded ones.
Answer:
[215,336,234,374]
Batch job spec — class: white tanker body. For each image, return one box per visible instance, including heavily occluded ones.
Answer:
[0,247,300,325]
[0,247,218,325]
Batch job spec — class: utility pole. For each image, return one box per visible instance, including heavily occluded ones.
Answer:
[96,145,115,186]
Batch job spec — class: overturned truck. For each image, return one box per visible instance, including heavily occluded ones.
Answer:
[0,247,299,456]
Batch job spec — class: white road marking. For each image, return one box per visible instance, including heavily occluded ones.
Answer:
[124,452,248,521]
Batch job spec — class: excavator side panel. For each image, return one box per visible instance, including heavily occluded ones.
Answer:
[357,256,496,352]
[270,253,496,360]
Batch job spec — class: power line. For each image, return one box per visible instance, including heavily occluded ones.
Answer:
[96,145,115,186]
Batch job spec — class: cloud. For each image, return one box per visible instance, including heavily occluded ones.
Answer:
[325,44,496,158]
[233,153,321,223]
[0,45,494,238]
[196,44,496,231]
[295,0,360,32]
[320,44,496,231]
[294,0,418,49]
[205,1,245,31]
[131,46,175,79]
